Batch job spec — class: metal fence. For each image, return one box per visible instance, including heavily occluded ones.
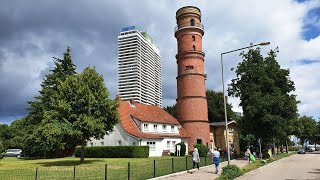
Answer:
[1,153,233,180]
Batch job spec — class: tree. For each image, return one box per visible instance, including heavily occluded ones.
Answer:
[26,47,77,157]
[206,90,238,122]
[228,48,299,144]
[297,116,317,146]
[164,90,238,123]
[50,67,119,162]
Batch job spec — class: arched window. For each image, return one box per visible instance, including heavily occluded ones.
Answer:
[192,45,196,51]
[192,35,195,41]
[191,18,195,26]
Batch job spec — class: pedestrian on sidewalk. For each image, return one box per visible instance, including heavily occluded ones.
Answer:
[245,148,251,163]
[192,148,200,171]
[212,147,220,174]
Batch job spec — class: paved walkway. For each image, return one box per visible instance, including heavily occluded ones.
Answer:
[150,159,249,180]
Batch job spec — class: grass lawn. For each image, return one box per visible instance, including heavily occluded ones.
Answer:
[0,155,213,180]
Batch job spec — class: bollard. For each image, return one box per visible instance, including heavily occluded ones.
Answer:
[205,156,207,165]
[185,157,188,170]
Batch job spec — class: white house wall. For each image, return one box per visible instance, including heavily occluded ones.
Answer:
[87,124,139,147]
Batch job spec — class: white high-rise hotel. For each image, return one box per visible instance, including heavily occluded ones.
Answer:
[117,26,162,107]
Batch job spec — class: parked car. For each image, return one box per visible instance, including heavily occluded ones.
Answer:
[5,149,22,158]
[306,147,315,152]
[297,149,306,154]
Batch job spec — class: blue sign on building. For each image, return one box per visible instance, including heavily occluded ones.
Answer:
[121,26,135,32]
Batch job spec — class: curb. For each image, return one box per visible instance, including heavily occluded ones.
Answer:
[235,154,295,180]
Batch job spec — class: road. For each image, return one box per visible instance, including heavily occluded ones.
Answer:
[238,152,320,180]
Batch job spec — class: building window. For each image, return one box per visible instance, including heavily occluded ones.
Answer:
[171,126,175,132]
[147,142,156,151]
[192,45,196,51]
[154,124,158,131]
[163,125,167,132]
[172,141,176,148]
[192,35,195,41]
[101,142,104,146]
[185,66,193,70]
[197,139,202,144]
[118,141,122,146]
[167,141,171,149]
[90,142,93,147]
[191,18,195,26]
[144,123,149,130]
[132,142,136,146]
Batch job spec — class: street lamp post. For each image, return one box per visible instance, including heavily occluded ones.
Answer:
[221,42,270,165]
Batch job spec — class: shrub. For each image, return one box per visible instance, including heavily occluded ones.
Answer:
[221,165,243,179]
[75,146,149,158]
[0,140,6,159]
[193,144,209,157]
[287,146,299,151]
[175,142,186,156]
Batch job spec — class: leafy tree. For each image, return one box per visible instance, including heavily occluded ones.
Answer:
[25,47,77,157]
[206,90,238,122]
[163,104,176,118]
[297,116,317,146]
[50,67,119,162]
[164,90,238,123]
[228,48,299,144]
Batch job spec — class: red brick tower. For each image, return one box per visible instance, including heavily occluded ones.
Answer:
[175,6,210,151]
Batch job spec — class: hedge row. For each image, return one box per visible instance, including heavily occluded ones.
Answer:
[75,146,149,158]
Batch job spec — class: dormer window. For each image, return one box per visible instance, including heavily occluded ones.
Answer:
[163,125,167,132]
[154,124,158,131]
[171,126,175,132]
[191,18,195,26]
[144,123,149,130]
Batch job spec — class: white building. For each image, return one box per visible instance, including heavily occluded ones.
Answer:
[87,100,189,157]
[118,26,162,107]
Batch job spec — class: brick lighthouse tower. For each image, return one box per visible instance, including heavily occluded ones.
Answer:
[175,6,210,151]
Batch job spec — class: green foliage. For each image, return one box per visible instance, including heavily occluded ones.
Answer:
[206,90,239,122]
[228,48,299,143]
[52,67,119,162]
[163,104,177,118]
[287,146,299,151]
[75,146,149,158]
[193,144,209,157]
[0,139,6,159]
[296,116,317,145]
[175,142,186,156]
[221,165,243,179]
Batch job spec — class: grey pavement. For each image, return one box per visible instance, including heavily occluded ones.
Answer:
[150,159,249,180]
[237,153,320,180]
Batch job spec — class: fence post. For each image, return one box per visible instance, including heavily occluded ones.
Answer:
[34,167,38,180]
[105,164,107,180]
[128,162,130,180]
[73,165,76,180]
[171,158,174,174]
[185,157,187,170]
[153,160,156,178]
[205,156,207,165]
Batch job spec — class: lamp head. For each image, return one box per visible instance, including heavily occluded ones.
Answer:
[259,42,270,46]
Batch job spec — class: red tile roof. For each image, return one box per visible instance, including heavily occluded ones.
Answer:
[118,101,190,139]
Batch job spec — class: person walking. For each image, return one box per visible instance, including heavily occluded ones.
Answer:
[192,148,200,171]
[245,148,251,163]
[212,147,220,174]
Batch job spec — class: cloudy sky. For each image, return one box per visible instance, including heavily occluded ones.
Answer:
[1,0,320,124]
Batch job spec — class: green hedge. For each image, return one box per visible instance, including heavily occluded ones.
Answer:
[220,165,243,179]
[75,146,149,158]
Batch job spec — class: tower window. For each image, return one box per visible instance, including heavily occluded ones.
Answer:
[191,18,195,26]
[185,66,194,70]
[192,45,196,51]
[192,35,195,41]
[197,139,202,144]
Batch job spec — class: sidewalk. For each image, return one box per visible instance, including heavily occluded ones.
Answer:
[150,159,248,180]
